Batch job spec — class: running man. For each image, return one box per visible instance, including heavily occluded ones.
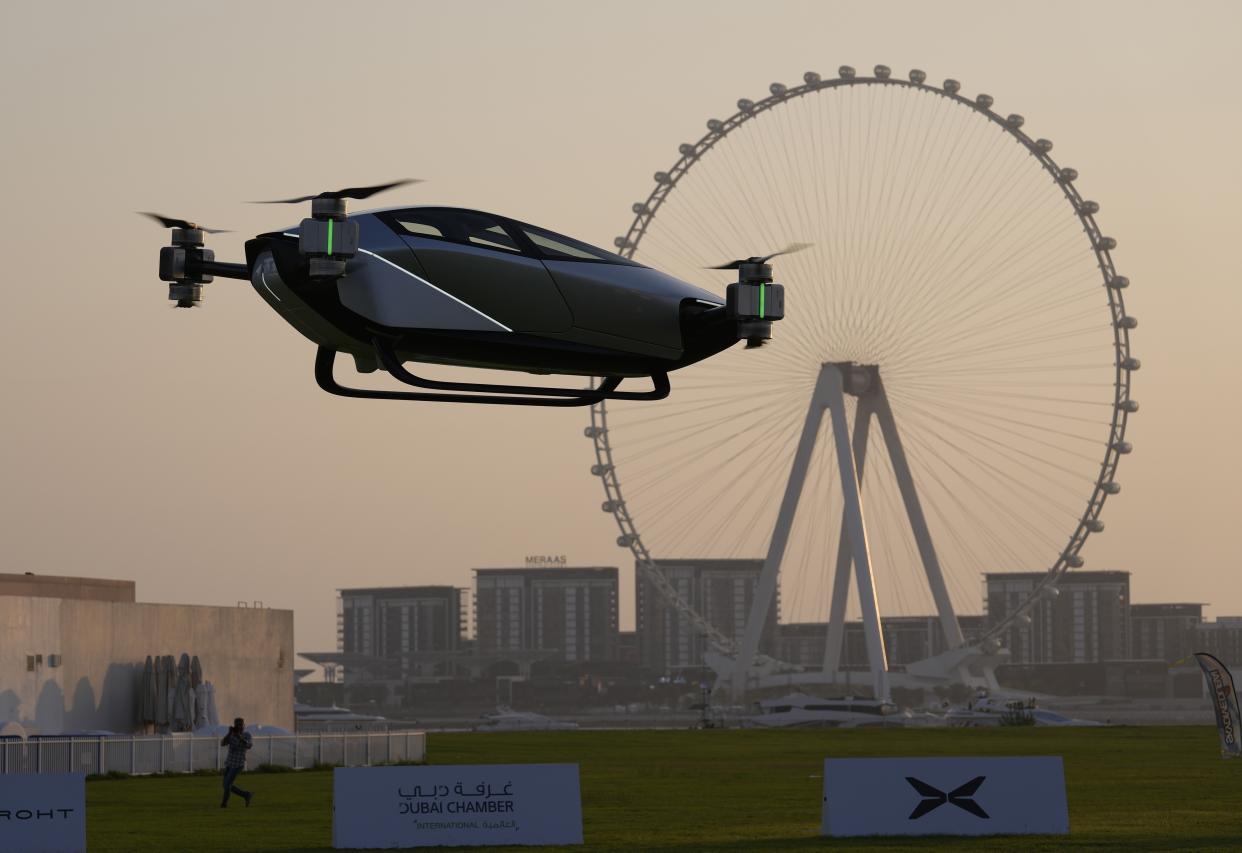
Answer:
[219,717,254,808]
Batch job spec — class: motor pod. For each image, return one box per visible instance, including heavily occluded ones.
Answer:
[726,260,785,347]
[159,228,213,307]
[299,197,360,278]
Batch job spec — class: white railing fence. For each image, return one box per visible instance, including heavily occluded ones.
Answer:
[0,731,426,776]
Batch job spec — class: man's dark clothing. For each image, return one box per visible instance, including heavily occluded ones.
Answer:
[220,730,253,806]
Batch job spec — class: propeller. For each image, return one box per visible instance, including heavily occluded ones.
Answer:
[139,212,229,233]
[252,179,421,205]
[707,242,812,270]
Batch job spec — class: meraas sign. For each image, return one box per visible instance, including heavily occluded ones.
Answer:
[524,555,568,568]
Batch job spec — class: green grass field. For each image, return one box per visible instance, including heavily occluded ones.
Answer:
[84,726,1241,852]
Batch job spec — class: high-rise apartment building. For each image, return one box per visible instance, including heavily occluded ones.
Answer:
[1130,603,1204,662]
[778,614,985,668]
[338,586,466,661]
[474,566,618,662]
[1192,616,1242,666]
[984,571,1130,664]
[636,558,777,672]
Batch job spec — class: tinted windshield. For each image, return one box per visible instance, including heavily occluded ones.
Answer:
[387,208,521,253]
[382,208,640,265]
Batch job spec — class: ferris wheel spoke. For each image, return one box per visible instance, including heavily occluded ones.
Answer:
[906,226,1092,335]
[892,395,1100,490]
[620,399,800,493]
[900,416,1088,529]
[886,397,1087,522]
[899,200,1081,336]
[916,276,1104,350]
[891,394,1104,466]
[910,324,1117,370]
[887,388,1104,450]
[900,427,1072,564]
[918,459,1047,599]
[616,400,801,471]
[881,115,1014,311]
[610,386,798,434]
[637,414,802,554]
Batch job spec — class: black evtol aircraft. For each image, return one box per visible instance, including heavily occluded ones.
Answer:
[145,181,794,406]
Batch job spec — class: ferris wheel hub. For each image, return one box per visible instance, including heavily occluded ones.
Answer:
[834,363,880,397]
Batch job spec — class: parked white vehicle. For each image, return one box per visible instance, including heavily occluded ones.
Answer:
[943,692,1103,727]
[744,692,901,728]
[294,702,388,732]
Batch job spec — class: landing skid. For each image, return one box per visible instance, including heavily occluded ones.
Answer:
[314,343,670,407]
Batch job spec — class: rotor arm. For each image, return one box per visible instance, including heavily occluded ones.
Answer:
[155,224,248,307]
[186,258,249,281]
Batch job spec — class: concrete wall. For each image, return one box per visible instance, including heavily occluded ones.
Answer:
[0,597,293,733]
[0,596,61,732]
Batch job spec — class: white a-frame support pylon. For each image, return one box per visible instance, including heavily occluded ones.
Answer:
[731,363,964,702]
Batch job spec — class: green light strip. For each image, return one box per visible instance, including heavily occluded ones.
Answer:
[327,219,334,256]
[759,283,765,319]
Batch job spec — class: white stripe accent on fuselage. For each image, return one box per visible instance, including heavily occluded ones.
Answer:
[354,248,512,332]
[280,233,513,333]
[259,269,282,302]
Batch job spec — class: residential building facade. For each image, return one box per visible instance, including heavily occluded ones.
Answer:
[1192,617,1242,666]
[1130,603,1204,662]
[778,614,985,668]
[985,571,1130,664]
[636,558,777,672]
[474,567,618,663]
[338,586,466,660]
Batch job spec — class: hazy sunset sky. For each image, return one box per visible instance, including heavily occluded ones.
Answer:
[2,1,1239,652]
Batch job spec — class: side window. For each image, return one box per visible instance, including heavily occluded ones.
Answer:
[519,224,636,265]
[469,224,520,253]
[388,209,522,254]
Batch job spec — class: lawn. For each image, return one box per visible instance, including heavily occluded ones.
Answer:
[84,726,1242,852]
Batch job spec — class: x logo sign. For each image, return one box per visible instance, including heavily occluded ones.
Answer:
[905,775,989,820]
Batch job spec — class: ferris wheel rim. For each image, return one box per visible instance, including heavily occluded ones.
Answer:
[589,66,1136,650]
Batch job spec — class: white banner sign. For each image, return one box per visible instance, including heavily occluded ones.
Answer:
[822,756,1068,837]
[333,764,582,848]
[0,773,86,853]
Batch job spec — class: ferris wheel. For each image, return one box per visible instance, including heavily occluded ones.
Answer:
[586,65,1138,699]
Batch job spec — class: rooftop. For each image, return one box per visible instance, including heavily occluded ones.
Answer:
[0,572,135,602]
[339,585,463,597]
[474,566,618,577]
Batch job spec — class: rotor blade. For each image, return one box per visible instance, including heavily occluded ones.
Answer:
[251,194,319,205]
[138,212,229,233]
[323,179,421,200]
[760,242,813,262]
[706,242,812,270]
[252,179,422,204]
